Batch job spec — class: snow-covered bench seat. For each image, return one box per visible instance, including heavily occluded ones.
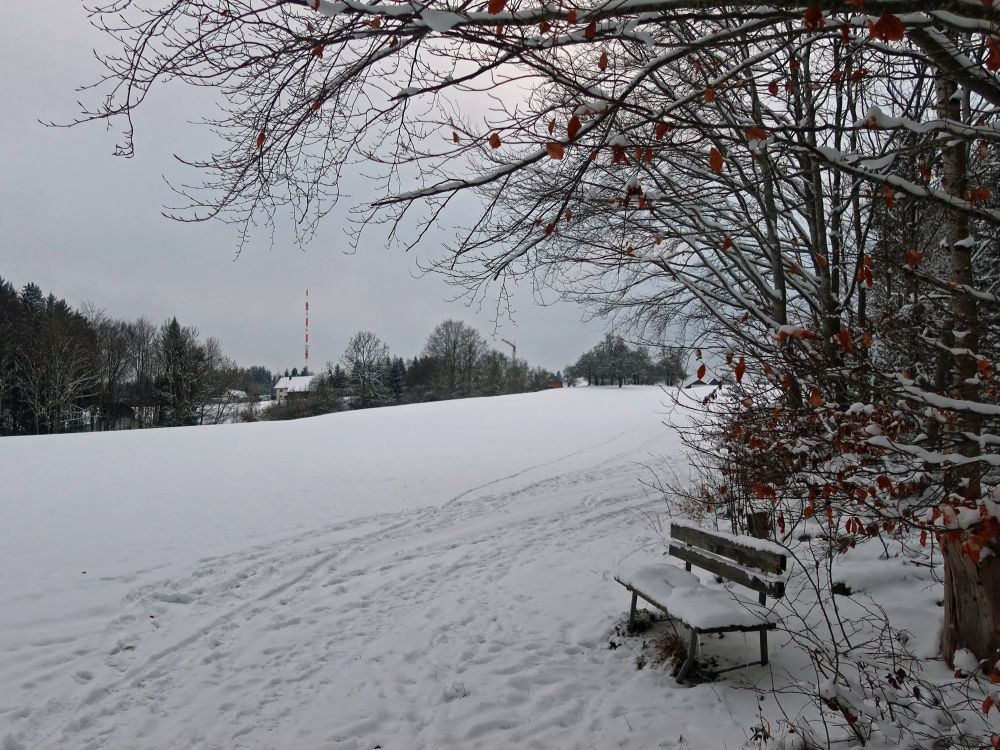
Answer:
[614,520,787,683]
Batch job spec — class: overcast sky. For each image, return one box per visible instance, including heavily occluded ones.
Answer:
[0,5,607,374]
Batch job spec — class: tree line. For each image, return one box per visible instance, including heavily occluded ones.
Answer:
[564,335,685,387]
[1,277,676,432]
[0,277,274,435]
[265,320,564,420]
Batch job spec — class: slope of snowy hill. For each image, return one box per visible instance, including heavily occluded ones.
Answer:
[2,387,768,749]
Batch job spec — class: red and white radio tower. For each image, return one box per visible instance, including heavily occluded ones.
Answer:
[304,289,310,373]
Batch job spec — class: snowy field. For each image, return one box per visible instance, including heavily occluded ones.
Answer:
[3,386,786,749]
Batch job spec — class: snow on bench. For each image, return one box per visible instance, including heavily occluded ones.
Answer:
[615,564,778,632]
[614,521,787,683]
[669,517,787,557]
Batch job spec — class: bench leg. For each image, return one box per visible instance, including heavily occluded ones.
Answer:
[627,592,638,632]
[676,629,699,684]
[757,592,769,667]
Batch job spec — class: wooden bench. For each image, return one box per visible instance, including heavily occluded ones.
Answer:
[614,520,786,683]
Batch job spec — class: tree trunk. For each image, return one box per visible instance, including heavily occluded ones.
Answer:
[938,72,981,479]
[940,538,1000,670]
[746,511,771,540]
[936,65,993,667]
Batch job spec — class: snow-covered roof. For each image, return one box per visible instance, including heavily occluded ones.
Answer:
[274,375,316,392]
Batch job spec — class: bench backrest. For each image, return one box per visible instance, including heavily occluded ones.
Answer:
[668,523,786,599]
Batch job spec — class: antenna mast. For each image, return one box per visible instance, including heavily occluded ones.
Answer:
[304,289,310,373]
[501,338,516,367]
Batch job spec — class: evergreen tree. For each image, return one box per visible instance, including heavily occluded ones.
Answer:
[388,357,407,403]
[19,283,44,315]
[330,363,348,390]
[156,318,206,427]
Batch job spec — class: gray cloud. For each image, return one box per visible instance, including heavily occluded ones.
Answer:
[0,5,607,374]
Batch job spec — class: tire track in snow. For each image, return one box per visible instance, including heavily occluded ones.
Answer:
[439,427,637,508]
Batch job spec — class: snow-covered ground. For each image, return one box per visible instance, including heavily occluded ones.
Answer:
[5,386,772,749]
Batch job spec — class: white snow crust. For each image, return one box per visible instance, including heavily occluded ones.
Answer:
[0,387,773,749]
[418,10,464,31]
[616,563,778,630]
[670,517,787,556]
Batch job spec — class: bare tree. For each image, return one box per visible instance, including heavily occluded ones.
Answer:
[341,330,390,407]
[78,0,1000,718]
[477,349,510,395]
[18,304,98,433]
[196,336,242,424]
[422,320,486,397]
[83,304,133,429]
[125,316,158,427]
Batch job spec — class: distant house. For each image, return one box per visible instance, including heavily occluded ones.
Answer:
[273,375,317,404]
